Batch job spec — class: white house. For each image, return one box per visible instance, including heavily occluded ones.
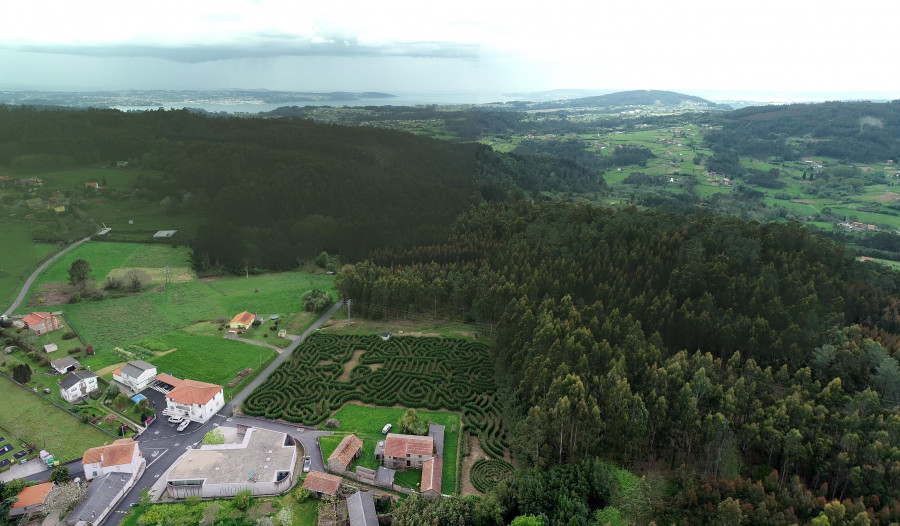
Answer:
[111,360,157,393]
[81,438,144,481]
[157,373,224,423]
[59,370,99,403]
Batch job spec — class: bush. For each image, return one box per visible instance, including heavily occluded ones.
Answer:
[62,331,77,340]
[185,495,202,506]
[233,489,253,510]
[84,344,94,355]
[68,347,81,355]
[325,418,341,428]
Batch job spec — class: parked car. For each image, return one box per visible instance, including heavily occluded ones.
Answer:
[168,415,183,424]
[177,419,190,432]
[382,423,392,434]
[302,456,311,473]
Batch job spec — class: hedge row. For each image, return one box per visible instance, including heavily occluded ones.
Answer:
[242,333,507,456]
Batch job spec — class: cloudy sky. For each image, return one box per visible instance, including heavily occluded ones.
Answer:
[1,0,897,100]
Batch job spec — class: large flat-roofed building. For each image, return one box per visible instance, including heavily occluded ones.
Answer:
[166,427,297,499]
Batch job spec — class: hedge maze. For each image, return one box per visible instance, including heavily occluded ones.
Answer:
[470,459,515,493]
[243,333,508,458]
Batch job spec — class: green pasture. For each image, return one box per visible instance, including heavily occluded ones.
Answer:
[20,241,193,306]
[0,375,112,463]
[17,167,140,194]
[0,220,58,307]
[140,331,277,397]
[319,403,461,493]
[829,207,900,229]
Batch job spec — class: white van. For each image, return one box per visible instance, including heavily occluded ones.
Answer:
[381,423,392,434]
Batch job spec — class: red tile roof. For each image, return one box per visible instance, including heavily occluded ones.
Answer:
[22,312,54,326]
[328,434,363,469]
[156,373,222,406]
[303,471,342,495]
[384,434,433,459]
[82,439,137,467]
[230,311,255,326]
[11,482,54,510]
[421,456,442,494]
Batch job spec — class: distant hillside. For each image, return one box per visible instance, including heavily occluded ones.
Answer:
[705,100,900,163]
[570,89,731,110]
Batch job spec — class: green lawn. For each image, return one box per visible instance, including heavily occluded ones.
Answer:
[319,403,461,493]
[0,375,112,463]
[136,331,277,398]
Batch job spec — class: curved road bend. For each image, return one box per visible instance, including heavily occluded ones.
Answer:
[3,235,94,317]
[101,301,343,526]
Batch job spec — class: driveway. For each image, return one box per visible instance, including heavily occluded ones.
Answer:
[3,235,94,317]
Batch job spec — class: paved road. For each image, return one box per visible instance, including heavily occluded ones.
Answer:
[98,301,343,526]
[3,235,94,317]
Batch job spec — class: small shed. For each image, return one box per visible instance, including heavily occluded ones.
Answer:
[43,343,58,353]
[50,356,80,374]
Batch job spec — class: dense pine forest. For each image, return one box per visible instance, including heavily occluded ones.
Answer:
[340,203,900,525]
[2,104,900,524]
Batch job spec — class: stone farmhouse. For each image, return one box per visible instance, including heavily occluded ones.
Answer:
[327,434,363,473]
[22,312,62,335]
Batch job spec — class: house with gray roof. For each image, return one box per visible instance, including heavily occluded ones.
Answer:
[59,370,98,403]
[348,491,379,526]
[112,360,157,393]
[66,471,137,526]
[50,356,80,374]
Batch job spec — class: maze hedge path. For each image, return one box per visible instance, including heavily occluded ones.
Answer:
[470,459,514,493]
[243,333,508,458]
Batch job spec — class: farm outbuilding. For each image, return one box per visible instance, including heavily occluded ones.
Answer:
[302,471,343,499]
[327,434,362,473]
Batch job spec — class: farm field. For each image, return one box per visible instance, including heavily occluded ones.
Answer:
[139,330,277,397]
[19,241,193,307]
[12,241,336,371]
[242,333,507,460]
[0,220,59,308]
[0,375,112,463]
[319,403,461,493]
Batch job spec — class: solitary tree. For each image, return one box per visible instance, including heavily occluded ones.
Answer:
[300,289,331,312]
[67,259,92,290]
[398,409,428,435]
[49,465,70,484]
[12,364,31,384]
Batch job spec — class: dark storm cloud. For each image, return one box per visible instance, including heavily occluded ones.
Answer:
[0,33,480,63]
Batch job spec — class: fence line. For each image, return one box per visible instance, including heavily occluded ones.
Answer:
[0,371,119,443]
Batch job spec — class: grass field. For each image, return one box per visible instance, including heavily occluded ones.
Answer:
[318,403,461,493]
[20,242,193,306]
[141,330,277,397]
[0,375,112,463]
[13,242,336,371]
[0,220,59,308]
